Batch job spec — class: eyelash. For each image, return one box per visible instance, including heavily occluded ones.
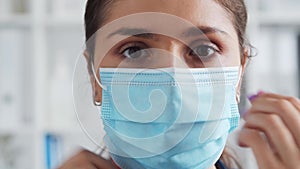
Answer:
[190,42,220,51]
[117,40,222,59]
[118,42,148,58]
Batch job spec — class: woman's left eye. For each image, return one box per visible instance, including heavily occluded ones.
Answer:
[189,45,219,60]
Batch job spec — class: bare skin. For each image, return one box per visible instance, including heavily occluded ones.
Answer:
[239,92,300,169]
[58,0,300,168]
[91,0,241,104]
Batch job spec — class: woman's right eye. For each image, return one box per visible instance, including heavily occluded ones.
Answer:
[121,45,150,59]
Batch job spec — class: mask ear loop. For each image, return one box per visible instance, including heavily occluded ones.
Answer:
[235,44,252,103]
[89,56,109,156]
[235,66,243,103]
[90,57,107,106]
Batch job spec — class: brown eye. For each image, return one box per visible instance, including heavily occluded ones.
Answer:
[190,45,217,60]
[122,46,147,59]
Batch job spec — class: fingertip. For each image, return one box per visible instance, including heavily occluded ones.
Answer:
[247,90,265,102]
[257,90,265,96]
[238,129,249,148]
[238,140,248,148]
[238,144,248,148]
[247,94,258,102]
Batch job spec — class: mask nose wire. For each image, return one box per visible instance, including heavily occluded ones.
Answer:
[91,59,107,91]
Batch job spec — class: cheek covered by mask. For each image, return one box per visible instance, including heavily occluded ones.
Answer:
[99,67,241,169]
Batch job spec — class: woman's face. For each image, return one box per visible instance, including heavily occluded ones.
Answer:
[92,0,242,69]
[89,0,246,104]
[88,2,245,168]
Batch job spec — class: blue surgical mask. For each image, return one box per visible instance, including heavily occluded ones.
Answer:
[99,67,240,169]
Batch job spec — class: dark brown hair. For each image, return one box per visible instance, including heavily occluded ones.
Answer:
[85,0,114,42]
[84,0,249,55]
[215,0,249,58]
[84,0,248,168]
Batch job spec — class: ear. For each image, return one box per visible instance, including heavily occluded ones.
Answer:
[236,48,249,103]
[84,50,102,105]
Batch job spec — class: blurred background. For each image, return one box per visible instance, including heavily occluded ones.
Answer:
[0,0,300,169]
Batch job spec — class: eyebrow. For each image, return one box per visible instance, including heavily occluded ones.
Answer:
[107,26,229,40]
[184,26,228,37]
[107,28,156,39]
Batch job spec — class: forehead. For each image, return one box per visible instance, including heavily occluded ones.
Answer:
[102,0,236,38]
